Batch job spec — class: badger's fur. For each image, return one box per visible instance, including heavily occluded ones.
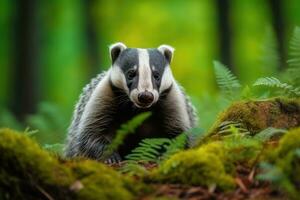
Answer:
[65,42,198,163]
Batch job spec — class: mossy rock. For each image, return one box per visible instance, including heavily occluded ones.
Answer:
[273,128,300,185]
[210,98,300,136]
[260,128,300,199]
[276,127,300,158]
[152,142,235,190]
[0,128,141,200]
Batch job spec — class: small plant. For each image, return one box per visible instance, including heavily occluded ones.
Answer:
[286,26,300,86]
[213,61,241,101]
[216,121,250,136]
[103,112,151,159]
[121,132,190,175]
[253,77,300,97]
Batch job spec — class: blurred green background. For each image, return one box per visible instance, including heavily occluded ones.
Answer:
[0,0,299,146]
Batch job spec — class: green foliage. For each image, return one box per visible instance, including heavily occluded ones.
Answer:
[0,102,68,145]
[257,128,300,199]
[125,138,171,163]
[213,61,241,101]
[286,26,300,86]
[0,108,23,130]
[253,77,300,97]
[195,94,228,131]
[216,121,250,136]
[43,143,65,155]
[104,112,151,159]
[254,127,287,142]
[257,162,298,198]
[125,133,188,163]
[162,134,188,160]
[121,133,189,175]
[119,161,150,176]
[260,26,280,75]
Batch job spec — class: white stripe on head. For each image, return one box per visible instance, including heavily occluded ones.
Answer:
[109,66,129,94]
[159,66,174,93]
[137,49,153,91]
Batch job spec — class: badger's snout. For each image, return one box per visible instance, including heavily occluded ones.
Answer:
[137,91,154,105]
[129,89,158,109]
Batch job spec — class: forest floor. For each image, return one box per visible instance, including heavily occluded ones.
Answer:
[0,98,299,200]
[111,156,281,200]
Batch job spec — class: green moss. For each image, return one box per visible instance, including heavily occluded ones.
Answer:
[153,142,235,190]
[70,160,139,200]
[0,128,140,200]
[276,127,300,158]
[259,128,300,199]
[209,98,300,136]
[273,128,300,185]
[223,135,263,167]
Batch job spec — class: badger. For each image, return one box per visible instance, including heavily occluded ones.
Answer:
[64,42,197,163]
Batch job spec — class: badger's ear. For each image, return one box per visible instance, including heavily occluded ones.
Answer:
[109,42,127,63]
[158,44,175,64]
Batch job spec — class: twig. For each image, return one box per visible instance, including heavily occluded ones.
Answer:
[35,184,55,200]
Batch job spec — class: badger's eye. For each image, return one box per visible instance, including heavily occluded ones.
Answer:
[127,69,136,80]
[153,71,160,80]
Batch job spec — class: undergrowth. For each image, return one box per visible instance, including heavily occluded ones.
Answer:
[0,26,299,199]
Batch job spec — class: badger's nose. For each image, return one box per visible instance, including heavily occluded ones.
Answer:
[138,91,154,104]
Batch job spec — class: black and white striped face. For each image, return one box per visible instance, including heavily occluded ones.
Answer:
[109,42,174,108]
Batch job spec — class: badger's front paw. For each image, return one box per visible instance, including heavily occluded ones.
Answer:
[104,152,122,165]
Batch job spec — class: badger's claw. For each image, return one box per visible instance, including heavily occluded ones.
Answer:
[104,153,121,165]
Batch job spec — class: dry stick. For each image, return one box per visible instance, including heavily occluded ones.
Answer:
[249,142,268,180]
[35,184,55,200]
[235,177,248,193]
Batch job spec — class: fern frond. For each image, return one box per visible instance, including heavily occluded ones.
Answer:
[119,161,148,176]
[213,61,241,100]
[125,138,171,162]
[260,26,280,74]
[254,127,287,142]
[104,112,151,158]
[125,132,188,164]
[287,26,300,86]
[257,162,297,197]
[253,77,300,97]
[162,134,187,160]
[217,121,250,136]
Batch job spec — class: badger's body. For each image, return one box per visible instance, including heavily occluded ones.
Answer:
[65,43,197,163]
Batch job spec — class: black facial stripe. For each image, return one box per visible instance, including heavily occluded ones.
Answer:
[115,48,139,92]
[148,49,167,90]
[115,48,139,72]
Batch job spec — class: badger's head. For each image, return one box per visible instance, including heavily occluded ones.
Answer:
[109,42,174,109]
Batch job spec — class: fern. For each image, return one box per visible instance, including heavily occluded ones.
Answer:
[260,26,280,75]
[125,132,190,164]
[121,133,189,174]
[125,138,171,163]
[217,121,250,136]
[254,127,287,142]
[120,138,170,175]
[253,77,300,97]
[286,26,300,86]
[213,61,241,100]
[119,160,149,176]
[162,134,187,160]
[104,112,151,158]
[257,162,298,198]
